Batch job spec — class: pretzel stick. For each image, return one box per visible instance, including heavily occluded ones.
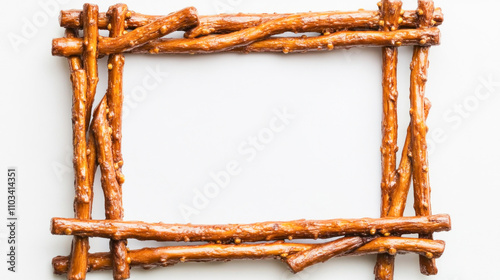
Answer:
[52,7,199,57]
[375,1,402,279]
[286,237,368,273]
[186,9,443,38]
[51,214,451,242]
[92,97,129,279]
[82,4,99,130]
[128,27,440,55]
[106,4,127,189]
[52,237,445,274]
[65,28,91,280]
[375,99,431,280]
[53,21,441,57]
[388,98,431,217]
[105,4,130,280]
[411,0,437,275]
[58,9,443,32]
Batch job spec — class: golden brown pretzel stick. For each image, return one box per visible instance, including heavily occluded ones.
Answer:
[286,237,367,273]
[411,0,437,275]
[65,28,91,280]
[105,4,130,280]
[128,27,440,55]
[388,98,431,217]
[375,100,431,280]
[52,237,445,274]
[106,4,127,189]
[82,4,99,130]
[52,7,199,57]
[92,97,129,279]
[186,9,443,38]
[58,9,443,32]
[375,1,402,279]
[51,214,451,242]
[53,20,440,57]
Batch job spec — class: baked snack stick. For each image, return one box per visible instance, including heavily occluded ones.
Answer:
[52,237,445,274]
[92,98,129,279]
[375,1,402,279]
[388,98,431,217]
[106,4,127,186]
[53,20,440,56]
[127,27,439,55]
[66,28,91,280]
[104,4,130,280]
[375,98,431,279]
[410,0,437,275]
[52,7,199,57]
[51,214,451,242]
[58,9,443,35]
[82,4,99,131]
[286,237,368,273]
[185,8,443,38]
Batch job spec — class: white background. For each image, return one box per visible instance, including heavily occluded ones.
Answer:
[0,0,499,279]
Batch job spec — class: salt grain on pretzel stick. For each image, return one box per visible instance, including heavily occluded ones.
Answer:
[286,237,368,273]
[51,214,451,242]
[129,27,440,55]
[82,4,99,130]
[105,4,130,280]
[64,28,91,280]
[58,8,443,34]
[52,237,445,274]
[92,97,129,279]
[410,0,437,275]
[375,1,402,279]
[52,7,199,57]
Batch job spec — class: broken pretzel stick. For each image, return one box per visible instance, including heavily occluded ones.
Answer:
[286,236,368,273]
[51,214,451,242]
[52,237,445,274]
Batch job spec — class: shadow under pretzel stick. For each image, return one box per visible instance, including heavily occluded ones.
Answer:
[50,1,448,279]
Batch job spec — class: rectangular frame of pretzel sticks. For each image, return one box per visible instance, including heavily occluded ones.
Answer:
[50,1,449,280]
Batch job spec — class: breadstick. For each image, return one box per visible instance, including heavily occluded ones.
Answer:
[52,237,445,274]
[51,214,451,242]
[58,9,443,33]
